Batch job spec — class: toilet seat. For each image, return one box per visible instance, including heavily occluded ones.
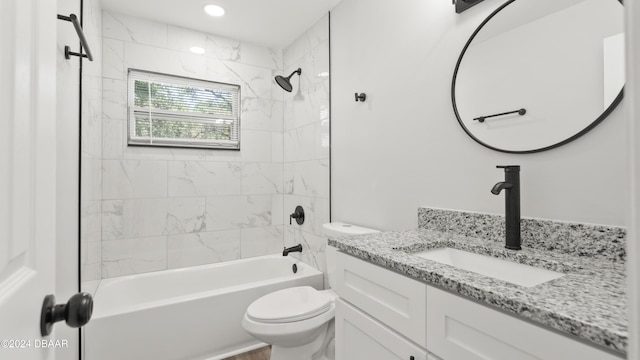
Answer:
[247,286,332,324]
[242,302,335,342]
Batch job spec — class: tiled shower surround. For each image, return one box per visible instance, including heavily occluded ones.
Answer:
[80,11,330,280]
[282,18,331,277]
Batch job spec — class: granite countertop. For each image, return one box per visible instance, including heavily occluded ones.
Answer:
[328,228,627,355]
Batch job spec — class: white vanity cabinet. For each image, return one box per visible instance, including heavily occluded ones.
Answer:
[334,251,623,360]
[426,285,622,360]
[334,251,437,360]
[335,299,429,360]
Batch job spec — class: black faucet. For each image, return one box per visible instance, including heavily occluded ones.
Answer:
[283,244,303,256]
[491,165,521,250]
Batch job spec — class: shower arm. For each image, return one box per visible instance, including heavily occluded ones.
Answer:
[287,68,302,79]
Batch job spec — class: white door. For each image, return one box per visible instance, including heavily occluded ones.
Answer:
[0,0,58,359]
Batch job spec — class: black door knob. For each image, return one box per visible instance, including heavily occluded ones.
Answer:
[40,292,93,336]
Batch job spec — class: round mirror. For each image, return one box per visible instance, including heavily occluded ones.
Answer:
[452,0,624,153]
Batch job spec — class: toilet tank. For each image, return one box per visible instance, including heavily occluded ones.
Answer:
[323,222,380,289]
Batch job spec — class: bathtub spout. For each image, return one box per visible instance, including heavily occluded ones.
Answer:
[283,244,303,256]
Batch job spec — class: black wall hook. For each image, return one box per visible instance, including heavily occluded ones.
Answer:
[355,93,367,102]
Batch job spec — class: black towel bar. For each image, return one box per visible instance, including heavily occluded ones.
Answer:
[57,14,93,61]
[473,108,526,123]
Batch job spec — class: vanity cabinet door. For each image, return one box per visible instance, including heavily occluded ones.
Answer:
[335,298,428,360]
[334,251,427,347]
[426,285,622,360]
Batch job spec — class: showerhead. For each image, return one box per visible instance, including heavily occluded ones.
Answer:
[275,75,293,92]
[275,68,302,92]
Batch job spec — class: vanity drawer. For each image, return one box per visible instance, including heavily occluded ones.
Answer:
[426,285,622,360]
[334,251,427,347]
[335,299,428,360]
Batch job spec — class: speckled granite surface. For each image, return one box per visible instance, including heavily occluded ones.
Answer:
[418,207,627,262]
[329,228,627,355]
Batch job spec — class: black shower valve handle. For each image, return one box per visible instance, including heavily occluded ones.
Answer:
[289,206,305,225]
[289,212,300,225]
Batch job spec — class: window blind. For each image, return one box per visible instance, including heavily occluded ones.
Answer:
[127,69,241,149]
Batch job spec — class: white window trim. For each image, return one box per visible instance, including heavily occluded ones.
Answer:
[127,68,241,150]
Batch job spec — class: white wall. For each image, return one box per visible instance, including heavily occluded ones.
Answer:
[57,0,79,296]
[331,0,628,231]
[625,0,640,356]
[99,12,286,278]
[56,1,79,357]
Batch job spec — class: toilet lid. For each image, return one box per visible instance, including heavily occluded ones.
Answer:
[247,286,332,324]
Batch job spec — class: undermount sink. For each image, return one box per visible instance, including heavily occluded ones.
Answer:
[414,247,564,287]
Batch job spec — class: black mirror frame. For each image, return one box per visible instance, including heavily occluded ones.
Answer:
[451,0,624,154]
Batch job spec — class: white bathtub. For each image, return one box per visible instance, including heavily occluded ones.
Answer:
[84,255,323,360]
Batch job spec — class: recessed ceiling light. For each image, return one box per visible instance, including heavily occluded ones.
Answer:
[190,46,206,55]
[204,4,225,17]
[317,72,329,78]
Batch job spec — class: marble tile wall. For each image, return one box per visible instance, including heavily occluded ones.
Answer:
[81,0,103,283]
[282,15,331,284]
[99,11,286,278]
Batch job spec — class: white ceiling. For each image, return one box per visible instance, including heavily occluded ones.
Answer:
[100,0,343,49]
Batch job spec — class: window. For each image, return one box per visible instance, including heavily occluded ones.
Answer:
[127,69,241,149]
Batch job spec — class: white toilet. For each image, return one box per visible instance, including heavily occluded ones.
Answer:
[242,222,380,360]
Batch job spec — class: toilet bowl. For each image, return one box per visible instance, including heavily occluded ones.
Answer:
[241,222,380,360]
